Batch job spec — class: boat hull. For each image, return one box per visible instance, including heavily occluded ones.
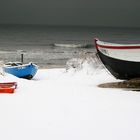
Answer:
[3,63,38,79]
[0,87,15,94]
[95,38,140,80]
[0,82,17,94]
[97,49,140,79]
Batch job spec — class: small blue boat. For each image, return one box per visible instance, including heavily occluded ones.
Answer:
[3,62,38,79]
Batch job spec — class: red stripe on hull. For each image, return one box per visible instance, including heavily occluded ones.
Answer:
[96,44,140,49]
[94,38,140,49]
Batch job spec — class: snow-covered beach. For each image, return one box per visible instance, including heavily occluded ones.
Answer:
[0,59,140,140]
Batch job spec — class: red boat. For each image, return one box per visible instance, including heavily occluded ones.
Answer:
[0,82,17,94]
[95,38,140,80]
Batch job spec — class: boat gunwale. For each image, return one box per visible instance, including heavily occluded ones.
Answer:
[96,40,140,49]
[3,62,38,69]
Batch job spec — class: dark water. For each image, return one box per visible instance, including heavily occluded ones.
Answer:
[0,24,140,68]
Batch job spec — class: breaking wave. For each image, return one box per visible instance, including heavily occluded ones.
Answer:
[65,53,103,75]
[52,43,94,48]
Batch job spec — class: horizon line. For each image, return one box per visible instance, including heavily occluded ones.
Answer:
[0,23,140,29]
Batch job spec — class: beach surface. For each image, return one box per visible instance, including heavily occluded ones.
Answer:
[0,62,140,140]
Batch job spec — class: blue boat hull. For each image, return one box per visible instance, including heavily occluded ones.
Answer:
[3,63,38,79]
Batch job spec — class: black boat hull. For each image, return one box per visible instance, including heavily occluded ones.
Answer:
[97,50,140,80]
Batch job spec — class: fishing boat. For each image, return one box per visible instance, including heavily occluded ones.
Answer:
[0,82,17,94]
[94,38,140,80]
[3,62,38,79]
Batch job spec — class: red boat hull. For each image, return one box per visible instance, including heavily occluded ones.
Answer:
[0,88,15,94]
[0,82,17,94]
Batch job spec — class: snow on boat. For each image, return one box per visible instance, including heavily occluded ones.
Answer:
[3,62,38,79]
[94,38,140,80]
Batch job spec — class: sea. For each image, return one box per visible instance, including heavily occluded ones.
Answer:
[0,24,140,68]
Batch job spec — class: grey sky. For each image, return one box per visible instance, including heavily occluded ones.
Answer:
[0,0,139,27]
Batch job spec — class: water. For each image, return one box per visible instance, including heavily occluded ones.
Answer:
[0,24,140,68]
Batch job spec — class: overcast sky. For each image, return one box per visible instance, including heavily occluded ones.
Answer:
[0,0,139,27]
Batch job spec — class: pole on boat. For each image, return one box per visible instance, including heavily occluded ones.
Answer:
[17,50,26,63]
[21,53,24,63]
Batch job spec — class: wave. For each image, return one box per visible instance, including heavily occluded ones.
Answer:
[65,53,102,74]
[52,43,94,48]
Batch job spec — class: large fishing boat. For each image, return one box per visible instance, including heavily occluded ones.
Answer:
[95,38,140,80]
